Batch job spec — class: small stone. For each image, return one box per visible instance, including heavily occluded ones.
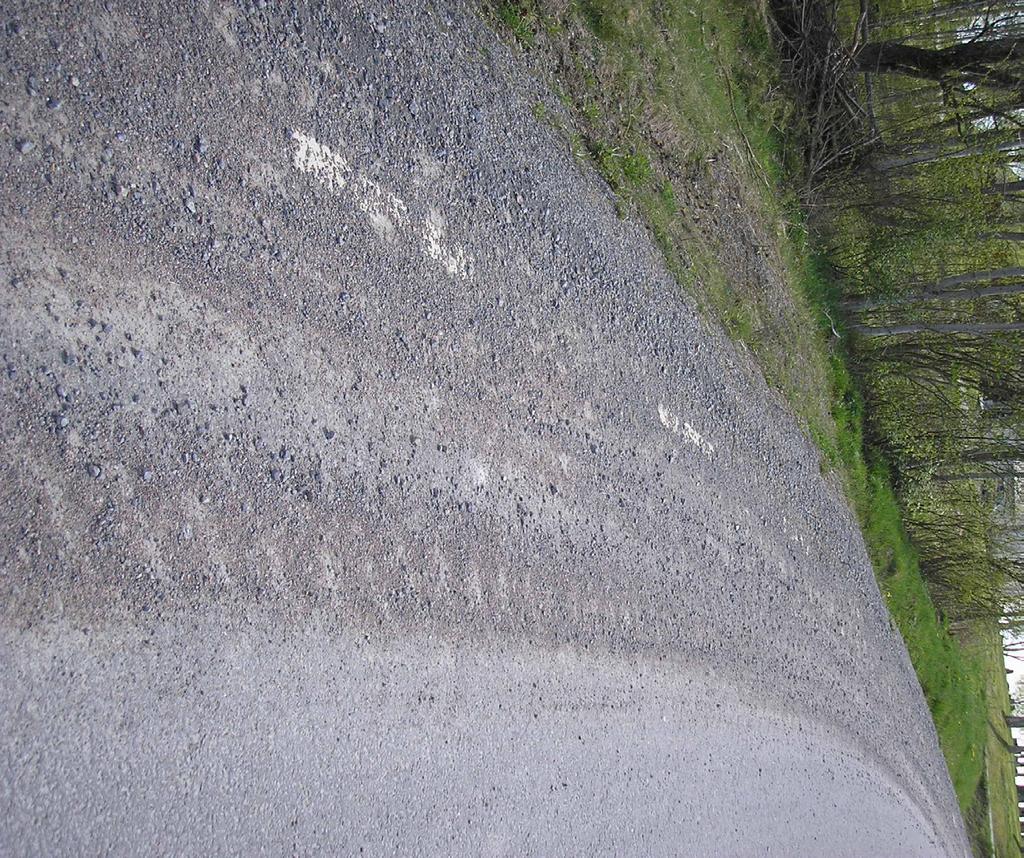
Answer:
[194,136,208,155]
[270,467,283,482]
[184,197,196,214]
[86,463,102,479]
[46,96,61,110]
[101,147,113,164]
[15,139,34,154]
[55,414,69,429]
[323,428,336,440]
[142,469,154,482]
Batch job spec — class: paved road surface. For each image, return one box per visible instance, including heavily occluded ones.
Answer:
[0,1,969,855]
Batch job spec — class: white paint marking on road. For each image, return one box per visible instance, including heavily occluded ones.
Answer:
[658,402,714,458]
[292,131,350,192]
[657,403,680,434]
[468,457,489,489]
[423,210,472,278]
[683,421,715,458]
[351,174,408,243]
[290,131,471,276]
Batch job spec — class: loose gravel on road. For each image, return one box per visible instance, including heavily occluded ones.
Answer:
[0,2,969,855]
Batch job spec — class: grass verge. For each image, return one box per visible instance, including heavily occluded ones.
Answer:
[488,0,996,844]
[963,622,1021,858]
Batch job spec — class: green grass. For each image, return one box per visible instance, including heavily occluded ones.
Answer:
[870,471,987,812]
[489,0,993,838]
[963,622,1022,858]
[496,2,537,46]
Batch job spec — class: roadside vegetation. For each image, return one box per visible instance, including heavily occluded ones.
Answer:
[489,1,1023,855]
[975,623,1023,858]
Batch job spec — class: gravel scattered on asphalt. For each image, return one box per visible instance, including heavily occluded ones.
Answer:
[0,1,970,855]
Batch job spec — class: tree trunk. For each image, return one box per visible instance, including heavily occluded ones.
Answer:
[985,179,1024,195]
[963,449,1024,464]
[854,36,1024,87]
[927,267,1024,290]
[844,281,1024,312]
[979,231,1024,242]
[933,470,1024,481]
[851,321,1024,337]
[874,132,1024,171]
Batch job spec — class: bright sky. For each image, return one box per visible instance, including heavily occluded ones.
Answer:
[1005,631,1024,789]
[1005,631,1024,689]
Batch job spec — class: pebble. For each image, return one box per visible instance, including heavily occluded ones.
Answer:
[86,463,102,479]
[142,469,154,482]
[46,96,61,110]
[15,139,34,154]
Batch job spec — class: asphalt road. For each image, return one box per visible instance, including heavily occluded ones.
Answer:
[0,1,969,855]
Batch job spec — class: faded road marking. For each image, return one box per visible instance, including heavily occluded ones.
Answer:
[658,403,680,433]
[292,131,350,192]
[683,421,714,457]
[292,131,407,240]
[659,402,714,458]
[291,131,470,277]
[424,210,472,278]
